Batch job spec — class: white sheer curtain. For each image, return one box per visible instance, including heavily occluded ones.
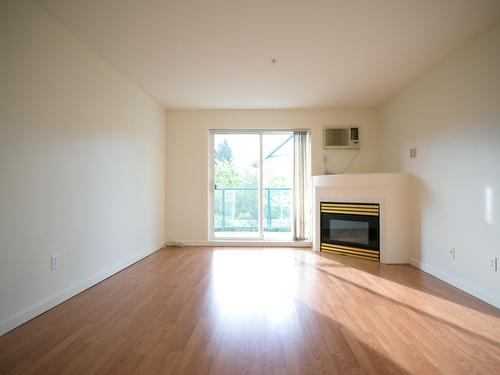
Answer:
[293,131,311,241]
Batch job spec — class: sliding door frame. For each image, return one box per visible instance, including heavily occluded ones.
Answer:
[209,129,300,241]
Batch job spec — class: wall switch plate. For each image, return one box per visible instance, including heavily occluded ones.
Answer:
[51,254,59,270]
[449,248,455,260]
[410,147,417,158]
[488,257,498,272]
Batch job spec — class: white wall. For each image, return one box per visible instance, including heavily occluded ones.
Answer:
[0,0,166,334]
[378,23,500,307]
[165,109,378,243]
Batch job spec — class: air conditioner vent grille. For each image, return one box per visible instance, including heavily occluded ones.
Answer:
[351,127,359,141]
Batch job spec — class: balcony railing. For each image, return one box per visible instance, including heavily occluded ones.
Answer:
[214,187,291,232]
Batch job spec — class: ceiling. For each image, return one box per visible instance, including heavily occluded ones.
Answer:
[36,0,500,109]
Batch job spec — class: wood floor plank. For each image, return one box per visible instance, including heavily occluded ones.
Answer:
[0,247,499,374]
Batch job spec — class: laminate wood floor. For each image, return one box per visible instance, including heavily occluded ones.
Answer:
[0,247,499,374]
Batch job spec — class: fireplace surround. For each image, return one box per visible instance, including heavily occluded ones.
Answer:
[313,173,410,264]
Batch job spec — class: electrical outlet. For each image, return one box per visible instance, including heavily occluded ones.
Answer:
[449,248,455,260]
[51,254,59,270]
[488,257,498,272]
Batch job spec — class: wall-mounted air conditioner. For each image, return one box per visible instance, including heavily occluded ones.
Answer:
[323,126,359,149]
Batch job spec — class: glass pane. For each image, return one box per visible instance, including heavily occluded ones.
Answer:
[213,134,259,238]
[328,219,369,245]
[263,133,293,239]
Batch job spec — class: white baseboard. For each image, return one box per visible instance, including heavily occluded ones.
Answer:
[409,258,499,309]
[0,245,164,336]
[166,240,312,248]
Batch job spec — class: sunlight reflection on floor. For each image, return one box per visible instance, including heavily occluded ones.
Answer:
[316,253,500,343]
[212,250,297,322]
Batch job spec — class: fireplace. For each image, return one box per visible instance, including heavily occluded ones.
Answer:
[320,202,380,261]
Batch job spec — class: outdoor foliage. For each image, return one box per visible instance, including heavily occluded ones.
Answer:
[215,139,233,163]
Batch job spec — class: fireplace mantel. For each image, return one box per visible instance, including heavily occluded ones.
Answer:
[313,173,411,264]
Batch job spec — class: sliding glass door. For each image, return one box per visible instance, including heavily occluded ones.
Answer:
[211,131,294,240]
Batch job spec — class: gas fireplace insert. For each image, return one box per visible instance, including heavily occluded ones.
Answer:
[320,202,380,261]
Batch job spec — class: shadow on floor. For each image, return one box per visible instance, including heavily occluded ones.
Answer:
[297,254,500,350]
[315,249,499,318]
